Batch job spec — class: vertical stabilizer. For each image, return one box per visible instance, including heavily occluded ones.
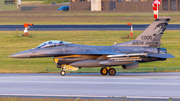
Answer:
[135,17,171,41]
[117,17,171,47]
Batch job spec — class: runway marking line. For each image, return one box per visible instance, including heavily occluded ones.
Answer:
[0,94,179,99]
[0,80,180,85]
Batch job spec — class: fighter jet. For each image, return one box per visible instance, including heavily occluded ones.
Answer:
[9,17,174,76]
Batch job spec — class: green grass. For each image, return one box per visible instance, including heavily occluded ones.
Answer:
[21,0,44,1]
[1,12,180,25]
[0,30,179,73]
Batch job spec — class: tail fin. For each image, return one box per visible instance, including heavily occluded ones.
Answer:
[135,17,171,41]
[117,17,171,47]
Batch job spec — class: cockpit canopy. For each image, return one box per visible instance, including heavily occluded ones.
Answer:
[36,40,72,48]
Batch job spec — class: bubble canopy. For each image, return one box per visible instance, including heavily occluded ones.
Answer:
[36,40,72,48]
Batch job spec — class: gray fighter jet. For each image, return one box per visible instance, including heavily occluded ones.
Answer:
[9,17,174,76]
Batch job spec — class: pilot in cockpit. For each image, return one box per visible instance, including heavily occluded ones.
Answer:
[59,41,63,45]
[36,40,72,48]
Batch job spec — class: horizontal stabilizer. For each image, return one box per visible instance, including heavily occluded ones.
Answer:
[148,53,174,58]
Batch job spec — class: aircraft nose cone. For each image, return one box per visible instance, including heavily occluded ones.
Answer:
[9,50,31,58]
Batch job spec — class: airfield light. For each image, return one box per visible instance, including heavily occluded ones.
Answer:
[154,65,156,71]
[47,67,49,72]
[16,28,18,37]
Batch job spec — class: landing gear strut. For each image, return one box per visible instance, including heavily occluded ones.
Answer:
[100,67,116,76]
[57,64,67,76]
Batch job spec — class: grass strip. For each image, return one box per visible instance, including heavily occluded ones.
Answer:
[0,97,136,101]
[0,12,180,24]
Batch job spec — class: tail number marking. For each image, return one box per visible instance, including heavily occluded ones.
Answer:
[141,36,152,40]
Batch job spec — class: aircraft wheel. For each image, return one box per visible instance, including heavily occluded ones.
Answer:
[100,68,108,75]
[60,71,66,76]
[109,68,116,76]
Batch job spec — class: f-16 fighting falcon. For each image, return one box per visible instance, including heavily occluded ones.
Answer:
[9,17,174,76]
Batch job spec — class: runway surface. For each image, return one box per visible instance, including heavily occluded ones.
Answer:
[0,72,180,100]
[0,24,180,31]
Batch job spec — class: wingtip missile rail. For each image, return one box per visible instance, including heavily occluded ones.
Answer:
[107,53,148,58]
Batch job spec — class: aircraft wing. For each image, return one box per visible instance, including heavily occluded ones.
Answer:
[41,52,119,57]
[102,53,174,70]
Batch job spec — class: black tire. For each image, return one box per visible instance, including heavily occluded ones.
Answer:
[100,68,108,75]
[60,71,66,76]
[109,68,116,76]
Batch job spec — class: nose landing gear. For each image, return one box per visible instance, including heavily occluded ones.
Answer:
[58,64,79,76]
[57,64,67,76]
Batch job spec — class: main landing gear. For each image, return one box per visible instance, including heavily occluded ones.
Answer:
[100,68,108,75]
[100,67,116,76]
